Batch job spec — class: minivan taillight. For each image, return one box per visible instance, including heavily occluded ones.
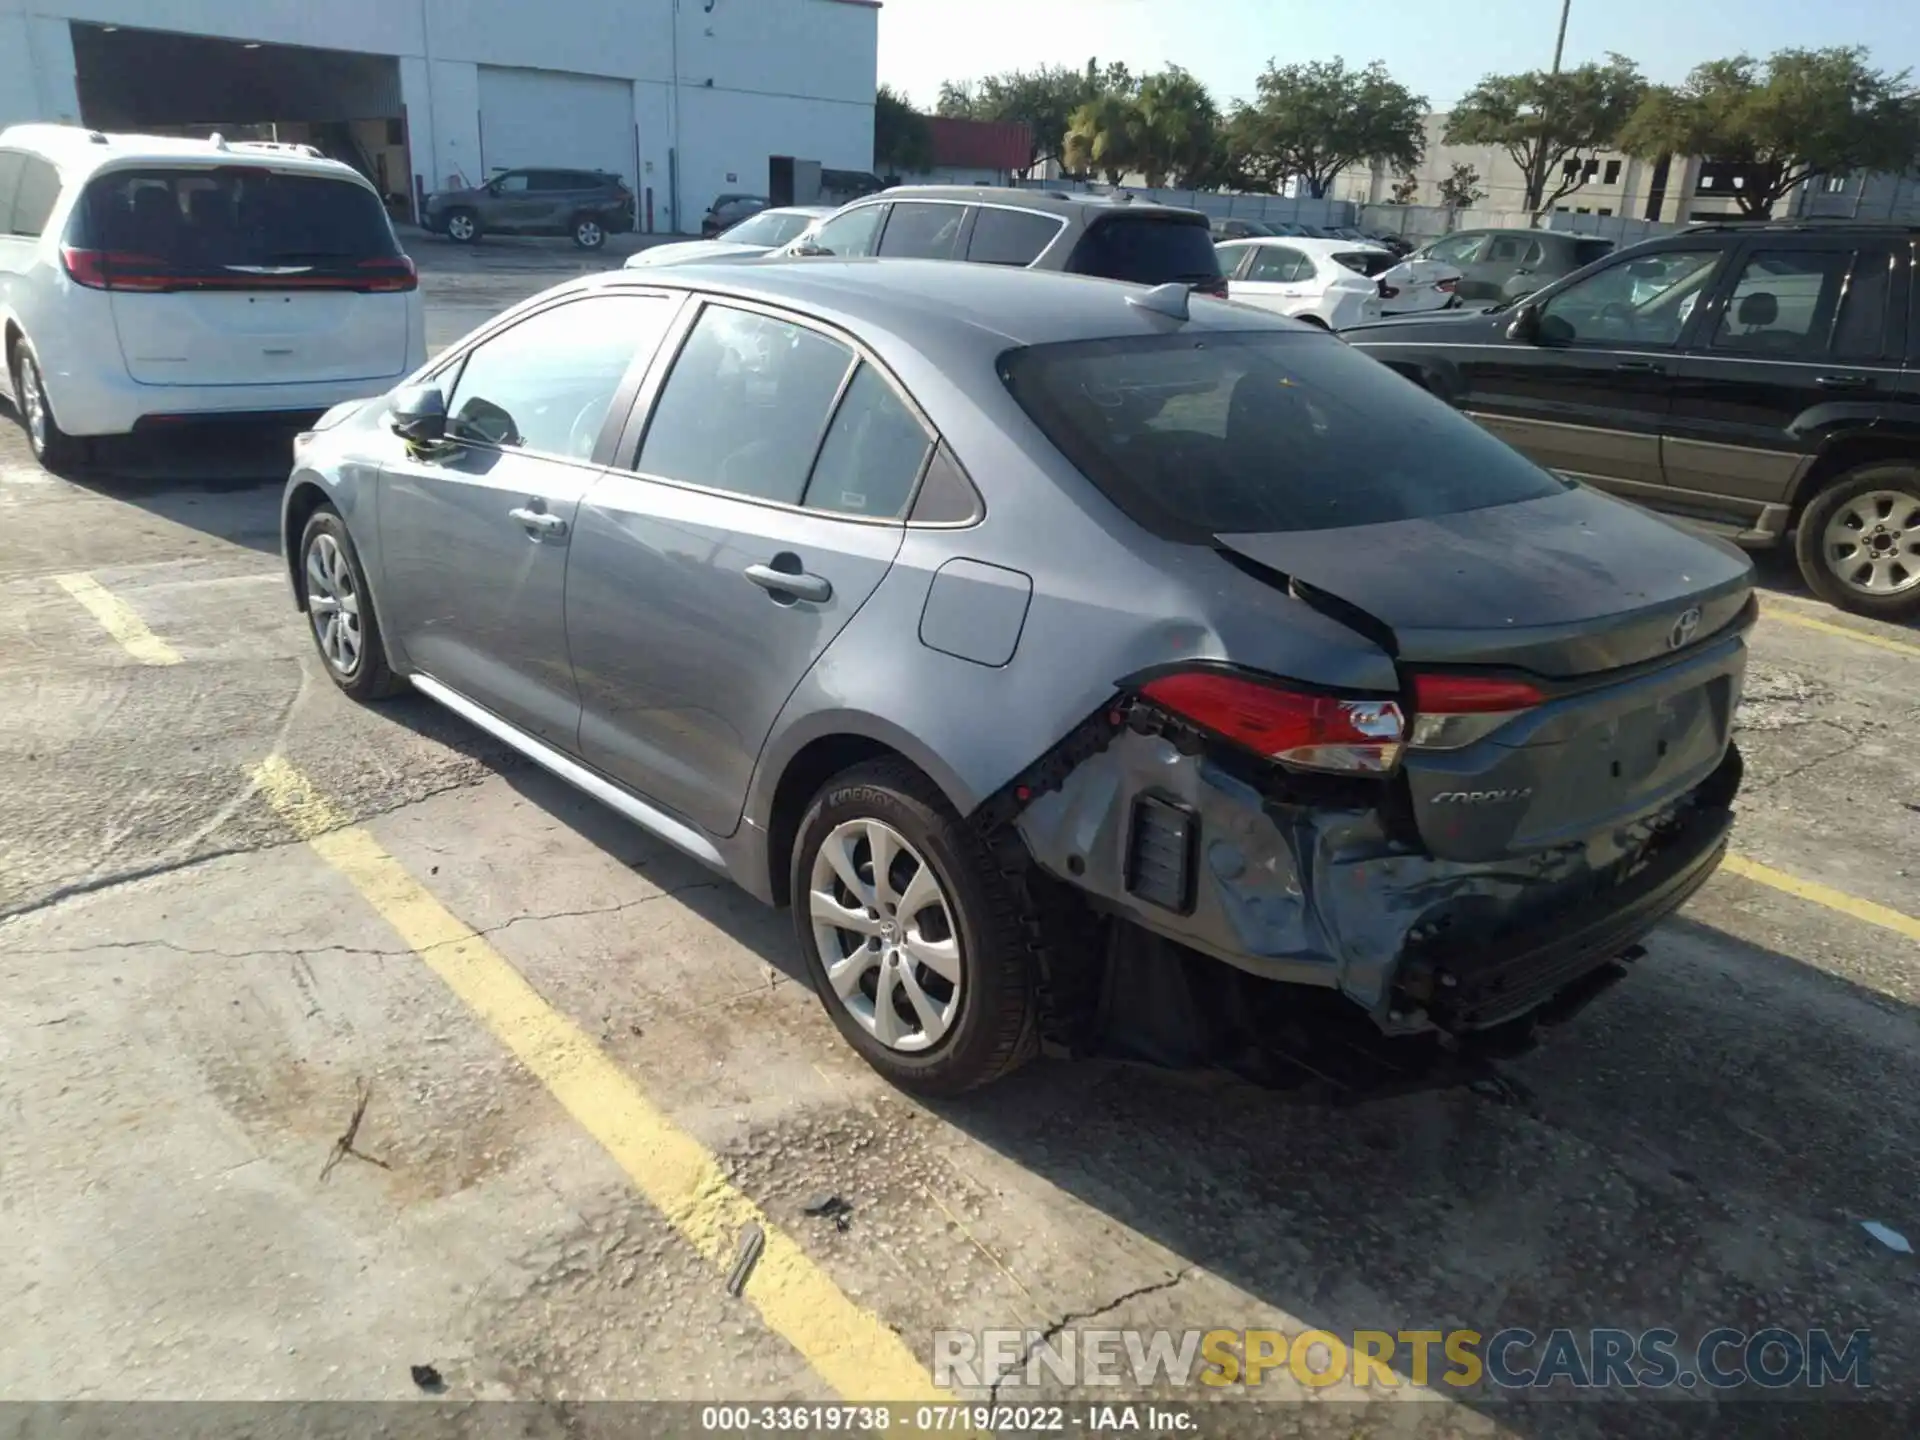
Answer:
[1140,669,1404,774]
[1407,673,1545,750]
[61,247,172,291]
[357,255,418,292]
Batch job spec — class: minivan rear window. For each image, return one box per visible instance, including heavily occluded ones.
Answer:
[73,167,402,283]
[1066,215,1222,286]
[999,331,1567,541]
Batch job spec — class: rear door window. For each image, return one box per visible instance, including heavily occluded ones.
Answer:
[1709,249,1850,358]
[1244,246,1309,283]
[1832,246,1897,362]
[965,207,1062,266]
[1067,216,1222,285]
[76,167,402,280]
[999,330,1565,540]
[877,201,967,259]
[638,304,854,505]
[8,156,59,237]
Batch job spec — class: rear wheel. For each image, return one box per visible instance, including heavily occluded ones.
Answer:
[1794,462,1920,620]
[9,342,82,473]
[572,216,606,250]
[791,759,1039,1094]
[298,505,405,700]
[444,208,480,243]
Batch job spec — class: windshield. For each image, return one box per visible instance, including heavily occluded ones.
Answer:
[75,166,401,272]
[720,209,818,247]
[1000,330,1566,540]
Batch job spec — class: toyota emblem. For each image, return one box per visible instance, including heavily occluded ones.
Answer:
[1667,606,1702,651]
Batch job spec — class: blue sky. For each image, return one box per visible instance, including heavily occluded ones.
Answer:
[877,0,1920,113]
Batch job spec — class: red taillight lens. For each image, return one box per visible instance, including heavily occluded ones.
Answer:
[1408,673,1545,749]
[61,247,172,291]
[1141,670,1405,774]
[357,255,418,292]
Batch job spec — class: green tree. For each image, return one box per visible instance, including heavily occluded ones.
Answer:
[1224,59,1427,198]
[874,84,934,177]
[1388,170,1421,204]
[1131,67,1220,188]
[1619,47,1920,217]
[932,64,1102,177]
[1444,56,1646,218]
[1064,91,1141,185]
[1436,162,1486,209]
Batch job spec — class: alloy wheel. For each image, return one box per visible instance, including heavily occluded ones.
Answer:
[447,213,476,241]
[576,220,604,248]
[17,353,48,457]
[305,532,363,676]
[1821,488,1920,598]
[808,818,962,1053]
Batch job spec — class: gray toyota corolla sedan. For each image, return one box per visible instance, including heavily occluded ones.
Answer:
[281,259,1751,1094]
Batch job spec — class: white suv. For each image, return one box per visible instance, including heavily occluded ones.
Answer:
[0,125,427,470]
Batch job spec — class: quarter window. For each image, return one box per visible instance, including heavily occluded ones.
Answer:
[638,305,854,505]
[1710,250,1850,358]
[1539,249,1722,347]
[803,364,931,518]
[1832,248,1895,361]
[878,202,967,259]
[444,295,674,457]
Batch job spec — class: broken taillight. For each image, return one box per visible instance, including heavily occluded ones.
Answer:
[1435,277,1458,293]
[1407,673,1545,750]
[1140,669,1404,774]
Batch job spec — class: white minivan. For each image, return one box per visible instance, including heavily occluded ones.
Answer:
[0,125,427,470]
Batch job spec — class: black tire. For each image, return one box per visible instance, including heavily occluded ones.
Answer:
[572,215,607,250]
[791,758,1040,1095]
[1794,461,1920,621]
[297,505,406,700]
[9,340,84,474]
[443,207,480,244]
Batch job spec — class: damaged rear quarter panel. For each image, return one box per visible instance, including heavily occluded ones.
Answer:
[1015,728,1673,1019]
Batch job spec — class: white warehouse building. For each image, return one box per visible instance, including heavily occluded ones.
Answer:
[0,0,880,232]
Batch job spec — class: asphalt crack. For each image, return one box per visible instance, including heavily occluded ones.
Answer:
[984,1268,1193,1404]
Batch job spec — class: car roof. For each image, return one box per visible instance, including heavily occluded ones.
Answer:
[597,257,1295,350]
[865,185,1206,222]
[1219,235,1387,256]
[764,205,836,218]
[0,123,370,185]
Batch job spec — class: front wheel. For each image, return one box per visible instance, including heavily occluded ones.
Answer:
[572,216,606,250]
[791,759,1039,1094]
[444,208,480,243]
[299,506,406,700]
[1794,462,1920,620]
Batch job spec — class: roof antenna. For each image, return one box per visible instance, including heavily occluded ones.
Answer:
[1127,282,1190,322]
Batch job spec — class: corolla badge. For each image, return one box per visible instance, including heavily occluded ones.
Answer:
[1430,788,1534,805]
[1667,605,1703,651]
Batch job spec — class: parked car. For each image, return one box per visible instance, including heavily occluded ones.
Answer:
[1216,236,1461,328]
[0,125,426,472]
[626,205,834,269]
[775,187,1226,295]
[1343,220,1920,619]
[1211,217,1275,242]
[1411,227,1616,305]
[702,193,768,238]
[281,258,1749,1093]
[424,168,634,249]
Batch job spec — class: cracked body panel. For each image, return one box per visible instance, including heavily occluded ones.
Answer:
[1017,727,1740,1031]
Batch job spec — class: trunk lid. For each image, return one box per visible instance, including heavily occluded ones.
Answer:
[110,289,411,386]
[1216,487,1753,862]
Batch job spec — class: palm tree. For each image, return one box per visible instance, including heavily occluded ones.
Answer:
[1063,93,1139,185]
[1132,68,1218,189]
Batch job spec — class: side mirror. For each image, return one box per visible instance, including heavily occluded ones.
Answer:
[1506,302,1543,343]
[389,384,447,443]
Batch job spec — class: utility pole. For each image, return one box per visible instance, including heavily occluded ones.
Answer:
[1551,0,1571,75]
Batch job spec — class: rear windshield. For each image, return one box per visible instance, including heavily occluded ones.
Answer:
[999,331,1567,540]
[74,167,401,273]
[1332,250,1396,278]
[1573,237,1616,266]
[1067,215,1222,286]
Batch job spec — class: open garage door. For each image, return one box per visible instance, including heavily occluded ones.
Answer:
[477,67,635,188]
[69,24,411,214]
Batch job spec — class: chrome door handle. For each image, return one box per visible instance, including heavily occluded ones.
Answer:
[745,562,831,603]
[509,506,568,537]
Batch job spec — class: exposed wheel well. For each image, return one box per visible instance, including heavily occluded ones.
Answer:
[3,321,22,376]
[283,481,332,607]
[1295,313,1331,329]
[765,734,915,907]
[1790,435,1920,523]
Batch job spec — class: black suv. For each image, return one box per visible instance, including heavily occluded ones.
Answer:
[424,168,634,249]
[780,186,1226,295]
[1344,221,1920,619]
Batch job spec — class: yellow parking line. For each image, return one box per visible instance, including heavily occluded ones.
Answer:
[1759,601,1920,660]
[248,756,949,1406]
[54,572,181,666]
[1722,854,1920,946]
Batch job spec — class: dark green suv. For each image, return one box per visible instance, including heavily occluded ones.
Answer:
[424,168,634,249]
